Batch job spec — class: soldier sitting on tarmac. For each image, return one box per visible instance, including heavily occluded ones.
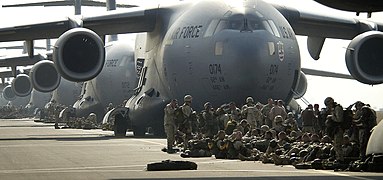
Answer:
[180,133,212,158]
[211,130,228,159]
[83,113,97,129]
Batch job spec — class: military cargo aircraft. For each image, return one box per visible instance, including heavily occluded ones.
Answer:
[1,0,137,122]
[1,0,383,137]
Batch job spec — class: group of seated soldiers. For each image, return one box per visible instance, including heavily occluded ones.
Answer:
[168,97,377,171]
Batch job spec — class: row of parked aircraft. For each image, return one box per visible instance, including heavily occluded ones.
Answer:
[1,0,383,156]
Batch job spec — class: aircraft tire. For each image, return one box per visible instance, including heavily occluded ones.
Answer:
[133,127,145,137]
[114,113,128,137]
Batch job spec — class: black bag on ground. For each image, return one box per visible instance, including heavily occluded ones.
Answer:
[147,160,197,171]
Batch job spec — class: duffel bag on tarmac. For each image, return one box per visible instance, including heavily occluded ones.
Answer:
[294,163,312,169]
[147,160,197,171]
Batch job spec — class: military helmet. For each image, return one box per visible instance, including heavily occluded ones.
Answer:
[184,94,193,102]
[269,139,278,148]
[324,97,334,106]
[204,102,211,109]
[261,125,270,131]
[274,115,283,123]
[246,96,254,103]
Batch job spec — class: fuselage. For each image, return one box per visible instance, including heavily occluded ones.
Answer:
[73,41,137,121]
[51,78,82,107]
[126,0,301,134]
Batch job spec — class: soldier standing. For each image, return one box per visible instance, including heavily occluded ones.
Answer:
[229,102,241,121]
[324,97,344,163]
[269,100,287,128]
[355,105,377,160]
[241,97,262,129]
[261,98,274,128]
[164,99,178,153]
[301,104,316,134]
[200,102,217,138]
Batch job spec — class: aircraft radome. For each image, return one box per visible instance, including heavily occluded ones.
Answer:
[1,0,383,138]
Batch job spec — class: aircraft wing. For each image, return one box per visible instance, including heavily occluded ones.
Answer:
[0,54,45,67]
[272,4,383,39]
[301,68,354,80]
[0,7,158,42]
[2,0,137,8]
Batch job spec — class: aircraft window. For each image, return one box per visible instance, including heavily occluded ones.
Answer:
[229,20,242,29]
[214,19,244,34]
[215,42,224,56]
[268,20,281,38]
[204,19,220,37]
[214,20,229,34]
[262,20,280,37]
[249,20,262,30]
[262,21,274,35]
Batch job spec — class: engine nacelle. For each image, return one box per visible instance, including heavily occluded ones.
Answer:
[293,71,308,99]
[11,74,32,97]
[346,31,383,85]
[53,28,105,82]
[3,85,16,101]
[29,60,61,92]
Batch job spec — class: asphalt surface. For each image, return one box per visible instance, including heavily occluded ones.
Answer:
[0,118,382,180]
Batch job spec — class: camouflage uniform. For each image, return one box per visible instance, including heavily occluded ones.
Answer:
[325,97,344,162]
[261,98,274,128]
[301,105,316,134]
[356,106,377,160]
[164,99,178,153]
[241,97,263,129]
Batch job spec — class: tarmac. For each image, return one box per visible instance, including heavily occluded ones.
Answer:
[0,118,382,180]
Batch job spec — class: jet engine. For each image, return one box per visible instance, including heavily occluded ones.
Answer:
[3,85,16,101]
[346,31,383,85]
[293,71,308,99]
[11,74,32,97]
[29,60,61,92]
[53,28,105,82]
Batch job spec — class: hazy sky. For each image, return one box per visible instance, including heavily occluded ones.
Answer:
[1,0,383,110]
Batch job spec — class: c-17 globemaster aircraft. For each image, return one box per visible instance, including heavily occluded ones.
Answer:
[1,0,383,137]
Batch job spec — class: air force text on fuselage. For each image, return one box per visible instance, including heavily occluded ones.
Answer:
[171,25,204,39]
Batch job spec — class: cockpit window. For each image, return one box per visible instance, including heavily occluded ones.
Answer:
[206,11,281,38]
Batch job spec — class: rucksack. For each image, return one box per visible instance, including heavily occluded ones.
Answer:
[341,108,353,130]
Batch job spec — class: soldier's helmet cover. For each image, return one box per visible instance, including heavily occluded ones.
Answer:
[184,95,192,102]
[324,97,334,106]
[246,97,254,103]
[274,115,283,123]
[204,102,211,109]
